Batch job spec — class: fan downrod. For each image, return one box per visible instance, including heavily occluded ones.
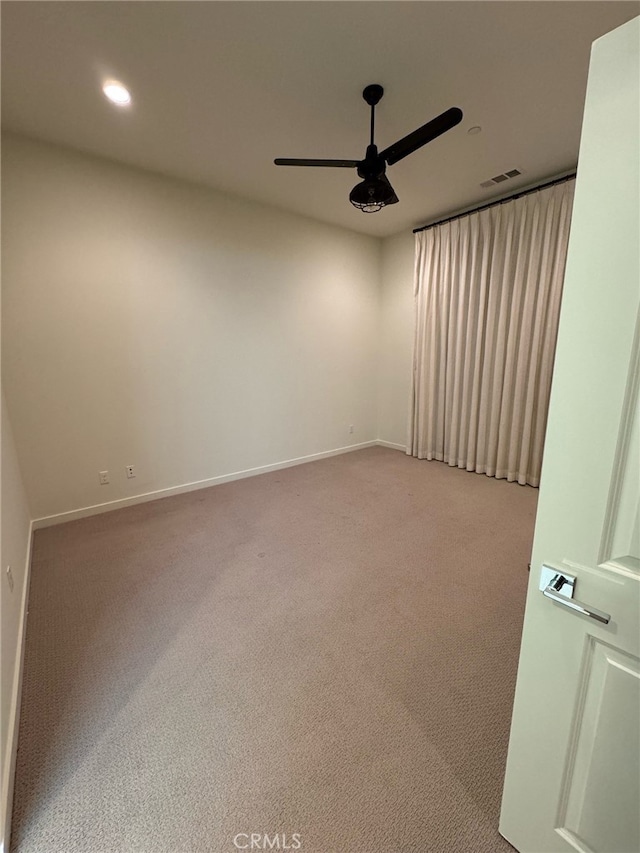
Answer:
[362,84,383,106]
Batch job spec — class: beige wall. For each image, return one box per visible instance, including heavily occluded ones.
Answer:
[377,230,415,448]
[1,394,32,849]
[2,134,382,519]
[0,134,421,851]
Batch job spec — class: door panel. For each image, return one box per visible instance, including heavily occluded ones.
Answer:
[500,17,640,853]
[602,338,640,569]
[560,641,640,853]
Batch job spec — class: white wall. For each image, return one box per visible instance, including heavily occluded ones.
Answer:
[2,134,382,520]
[1,394,32,853]
[377,230,415,448]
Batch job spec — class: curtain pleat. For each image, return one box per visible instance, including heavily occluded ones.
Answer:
[408,180,575,487]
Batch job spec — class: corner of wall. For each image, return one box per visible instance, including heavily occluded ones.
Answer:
[376,229,415,449]
[1,395,34,853]
[1,521,33,853]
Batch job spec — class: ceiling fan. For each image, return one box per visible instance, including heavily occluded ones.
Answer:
[275,85,463,213]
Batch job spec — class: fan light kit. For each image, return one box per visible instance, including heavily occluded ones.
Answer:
[102,80,132,106]
[275,84,463,213]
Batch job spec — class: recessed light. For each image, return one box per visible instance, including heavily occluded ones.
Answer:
[468,126,482,135]
[102,80,132,106]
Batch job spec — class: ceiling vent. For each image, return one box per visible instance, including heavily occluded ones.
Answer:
[480,168,522,188]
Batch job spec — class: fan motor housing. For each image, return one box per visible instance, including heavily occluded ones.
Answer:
[357,144,386,180]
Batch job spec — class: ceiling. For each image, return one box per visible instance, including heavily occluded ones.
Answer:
[2,1,637,238]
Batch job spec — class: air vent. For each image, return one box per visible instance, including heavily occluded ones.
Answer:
[480,168,522,188]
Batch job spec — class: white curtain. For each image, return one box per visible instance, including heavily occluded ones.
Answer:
[408,179,575,487]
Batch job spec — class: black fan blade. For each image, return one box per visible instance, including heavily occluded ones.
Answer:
[274,158,359,168]
[380,173,399,204]
[381,107,463,167]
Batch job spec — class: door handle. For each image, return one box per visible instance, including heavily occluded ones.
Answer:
[539,566,611,625]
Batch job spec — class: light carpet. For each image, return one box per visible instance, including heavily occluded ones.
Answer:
[11,447,537,853]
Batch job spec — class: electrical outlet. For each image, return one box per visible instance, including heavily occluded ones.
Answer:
[349,425,355,434]
[126,465,136,479]
[99,471,109,485]
[6,565,14,593]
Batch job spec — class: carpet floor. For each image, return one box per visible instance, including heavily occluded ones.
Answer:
[11,447,537,853]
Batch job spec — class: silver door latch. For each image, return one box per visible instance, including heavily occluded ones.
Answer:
[539,565,610,624]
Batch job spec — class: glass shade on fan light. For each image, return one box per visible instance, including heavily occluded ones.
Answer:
[349,178,395,213]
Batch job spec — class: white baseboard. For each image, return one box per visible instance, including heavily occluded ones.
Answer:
[376,440,406,452]
[1,521,34,853]
[33,440,379,529]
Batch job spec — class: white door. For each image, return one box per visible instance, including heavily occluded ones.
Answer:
[500,16,640,853]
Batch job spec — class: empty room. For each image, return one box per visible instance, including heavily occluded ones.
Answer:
[1,3,639,853]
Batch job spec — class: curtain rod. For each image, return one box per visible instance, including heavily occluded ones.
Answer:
[412,172,577,234]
